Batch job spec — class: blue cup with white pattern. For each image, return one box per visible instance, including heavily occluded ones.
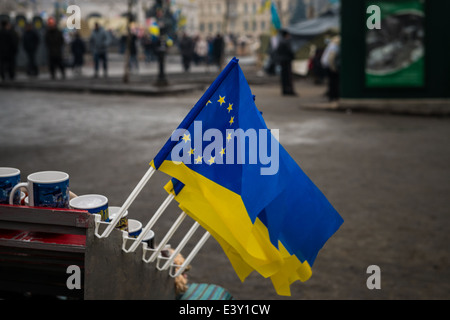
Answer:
[0,167,21,205]
[9,171,70,208]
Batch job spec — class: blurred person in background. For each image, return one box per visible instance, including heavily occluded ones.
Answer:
[89,22,109,78]
[0,20,19,81]
[45,18,65,80]
[128,28,139,73]
[321,36,340,101]
[141,32,155,64]
[276,30,296,96]
[179,32,194,72]
[312,47,325,85]
[23,23,40,77]
[194,35,208,65]
[71,32,85,75]
[212,33,224,70]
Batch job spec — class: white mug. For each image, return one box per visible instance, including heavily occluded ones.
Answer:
[109,206,129,231]
[128,219,142,238]
[70,194,109,221]
[10,171,70,208]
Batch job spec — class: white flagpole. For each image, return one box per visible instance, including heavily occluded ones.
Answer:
[95,166,156,238]
[169,231,211,278]
[157,221,200,271]
[123,193,175,253]
[143,211,188,263]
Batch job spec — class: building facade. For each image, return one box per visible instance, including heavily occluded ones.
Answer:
[181,0,296,38]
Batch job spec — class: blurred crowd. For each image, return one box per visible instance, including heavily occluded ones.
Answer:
[0,17,69,80]
[0,17,234,81]
[1,16,339,101]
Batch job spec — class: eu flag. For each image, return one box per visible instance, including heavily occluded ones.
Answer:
[151,58,343,295]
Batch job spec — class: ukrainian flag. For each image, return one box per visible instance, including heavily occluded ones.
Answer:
[151,58,343,295]
[164,178,312,296]
[258,0,272,14]
[271,0,282,30]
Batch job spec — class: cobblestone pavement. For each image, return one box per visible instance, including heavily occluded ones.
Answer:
[1,80,449,300]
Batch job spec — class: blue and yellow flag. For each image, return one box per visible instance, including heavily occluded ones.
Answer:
[164,178,312,296]
[151,58,343,295]
[258,0,272,14]
[271,0,282,30]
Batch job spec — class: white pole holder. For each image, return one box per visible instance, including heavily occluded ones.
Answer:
[122,194,174,253]
[95,167,156,239]
[142,211,187,264]
[169,231,211,278]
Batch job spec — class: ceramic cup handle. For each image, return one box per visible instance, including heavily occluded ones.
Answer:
[9,182,28,205]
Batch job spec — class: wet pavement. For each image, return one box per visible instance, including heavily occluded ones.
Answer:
[0,78,449,300]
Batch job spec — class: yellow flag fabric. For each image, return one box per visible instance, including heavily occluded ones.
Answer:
[161,169,312,296]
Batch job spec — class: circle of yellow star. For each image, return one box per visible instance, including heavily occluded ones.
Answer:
[226,132,233,142]
[182,133,191,143]
[220,148,226,156]
[195,156,203,164]
[229,116,235,126]
[227,103,233,113]
[208,156,215,165]
[217,96,226,106]
[188,148,195,155]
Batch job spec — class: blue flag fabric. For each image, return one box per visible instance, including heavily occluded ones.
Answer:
[153,58,290,223]
[152,57,343,268]
[164,177,314,296]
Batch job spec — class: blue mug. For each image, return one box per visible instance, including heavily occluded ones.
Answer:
[0,167,21,205]
[10,171,70,208]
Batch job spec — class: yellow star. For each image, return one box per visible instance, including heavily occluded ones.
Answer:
[226,132,233,142]
[208,156,215,165]
[195,156,203,164]
[217,96,226,106]
[206,100,212,106]
[227,103,233,113]
[188,148,195,155]
[220,148,226,156]
[229,116,235,126]
[182,133,191,143]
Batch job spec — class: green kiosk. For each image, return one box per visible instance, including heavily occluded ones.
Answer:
[339,0,450,115]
